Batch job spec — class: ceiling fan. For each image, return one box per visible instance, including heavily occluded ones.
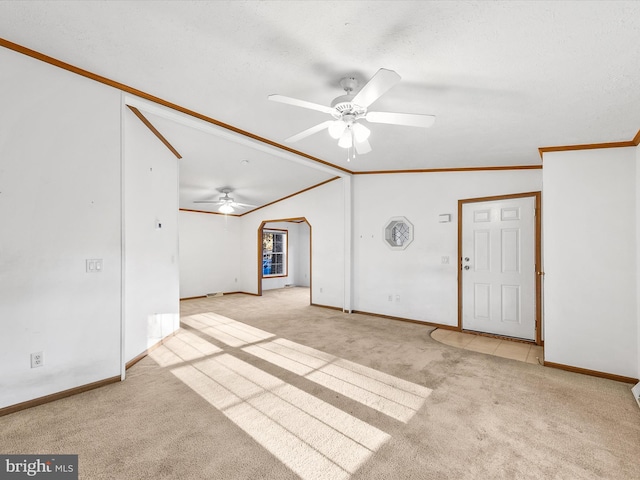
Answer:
[193,188,256,214]
[269,68,435,158]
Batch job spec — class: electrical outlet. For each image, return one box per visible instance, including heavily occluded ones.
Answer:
[388,295,393,301]
[31,351,44,368]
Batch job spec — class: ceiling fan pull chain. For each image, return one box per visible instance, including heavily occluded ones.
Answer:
[347,146,356,162]
[351,129,356,161]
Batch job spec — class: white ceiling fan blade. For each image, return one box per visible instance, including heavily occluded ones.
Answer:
[355,138,372,155]
[365,111,436,128]
[352,68,401,108]
[232,202,258,208]
[268,94,335,114]
[193,200,223,204]
[285,120,334,143]
[352,122,371,142]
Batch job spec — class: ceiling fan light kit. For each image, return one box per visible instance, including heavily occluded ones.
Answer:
[268,68,435,159]
[328,120,347,139]
[353,123,371,142]
[338,128,353,148]
[218,203,234,214]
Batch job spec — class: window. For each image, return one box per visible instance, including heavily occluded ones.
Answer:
[262,229,287,277]
[384,216,414,250]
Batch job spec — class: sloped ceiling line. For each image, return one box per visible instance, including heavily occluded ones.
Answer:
[124,95,349,179]
[127,106,182,159]
[238,176,341,217]
[0,37,349,175]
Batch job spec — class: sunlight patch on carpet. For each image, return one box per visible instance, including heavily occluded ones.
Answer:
[243,338,432,422]
[171,353,390,480]
[182,313,275,347]
[149,333,223,367]
[166,312,434,477]
[175,330,223,356]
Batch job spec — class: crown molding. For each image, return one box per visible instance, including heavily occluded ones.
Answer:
[538,129,640,158]
[354,165,542,175]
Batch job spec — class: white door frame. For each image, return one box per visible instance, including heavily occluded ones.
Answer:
[457,192,542,345]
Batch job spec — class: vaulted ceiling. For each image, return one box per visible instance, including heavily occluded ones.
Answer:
[2,1,640,213]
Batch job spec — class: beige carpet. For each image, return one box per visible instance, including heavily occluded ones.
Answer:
[1,287,639,479]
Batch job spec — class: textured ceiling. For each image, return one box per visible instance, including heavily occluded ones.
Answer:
[2,1,640,212]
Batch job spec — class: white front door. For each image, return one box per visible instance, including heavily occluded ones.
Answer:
[461,196,536,340]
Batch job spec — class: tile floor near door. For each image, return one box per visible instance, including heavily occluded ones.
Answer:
[431,328,544,365]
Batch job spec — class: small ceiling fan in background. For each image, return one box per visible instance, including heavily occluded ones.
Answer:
[269,68,435,159]
[193,188,256,214]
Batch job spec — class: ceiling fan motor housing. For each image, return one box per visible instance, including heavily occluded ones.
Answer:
[219,191,234,203]
[331,96,366,121]
[331,76,367,121]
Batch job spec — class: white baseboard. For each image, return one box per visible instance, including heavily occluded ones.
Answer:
[632,382,640,410]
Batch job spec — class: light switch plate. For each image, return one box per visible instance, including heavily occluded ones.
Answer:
[86,259,103,273]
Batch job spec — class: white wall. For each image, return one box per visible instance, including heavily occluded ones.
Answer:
[352,169,542,325]
[543,148,638,379]
[178,211,242,298]
[0,47,183,409]
[178,179,343,306]
[297,222,311,287]
[123,106,180,362]
[178,204,314,298]
[0,48,122,407]
[179,171,541,318]
[243,178,346,307]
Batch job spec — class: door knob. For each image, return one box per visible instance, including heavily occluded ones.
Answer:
[464,265,470,270]
[464,257,470,262]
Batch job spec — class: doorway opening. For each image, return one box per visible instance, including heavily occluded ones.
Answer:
[257,217,311,305]
[458,192,542,345]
